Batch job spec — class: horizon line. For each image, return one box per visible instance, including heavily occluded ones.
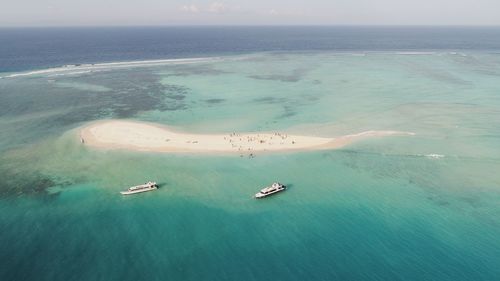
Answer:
[2,24,500,29]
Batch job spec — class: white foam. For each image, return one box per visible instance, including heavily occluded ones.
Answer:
[47,70,96,77]
[448,52,468,57]
[396,52,436,55]
[343,130,415,138]
[425,154,445,159]
[350,53,367,57]
[0,56,225,79]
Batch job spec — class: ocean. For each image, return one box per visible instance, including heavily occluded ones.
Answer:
[2,26,500,73]
[1,27,500,281]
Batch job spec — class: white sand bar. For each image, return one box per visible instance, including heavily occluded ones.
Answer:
[79,120,414,154]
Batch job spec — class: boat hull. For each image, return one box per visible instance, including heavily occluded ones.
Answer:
[120,186,157,195]
[255,186,286,199]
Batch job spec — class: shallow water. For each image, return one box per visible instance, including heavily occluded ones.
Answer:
[1,51,500,280]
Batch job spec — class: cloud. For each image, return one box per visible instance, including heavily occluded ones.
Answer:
[179,2,238,15]
[207,2,227,13]
[268,9,278,16]
[180,4,199,13]
[265,9,305,16]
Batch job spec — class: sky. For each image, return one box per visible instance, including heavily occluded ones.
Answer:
[1,0,499,26]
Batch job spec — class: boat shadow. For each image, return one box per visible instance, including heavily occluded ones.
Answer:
[156,182,167,189]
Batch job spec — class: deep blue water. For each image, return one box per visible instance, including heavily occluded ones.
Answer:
[2,26,500,72]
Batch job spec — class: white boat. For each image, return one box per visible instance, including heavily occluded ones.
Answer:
[255,182,286,199]
[120,181,158,195]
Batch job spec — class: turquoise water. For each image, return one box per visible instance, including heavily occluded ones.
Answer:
[1,52,500,280]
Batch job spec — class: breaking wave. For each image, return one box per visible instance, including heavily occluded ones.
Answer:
[0,56,225,79]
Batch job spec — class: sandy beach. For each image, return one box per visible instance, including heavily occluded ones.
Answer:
[79,120,414,155]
